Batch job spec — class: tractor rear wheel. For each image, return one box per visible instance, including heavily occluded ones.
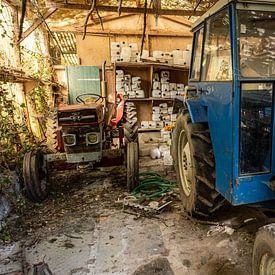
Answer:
[126,142,139,191]
[23,151,48,202]
[172,112,225,217]
[123,102,138,144]
[46,110,61,153]
[253,224,275,275]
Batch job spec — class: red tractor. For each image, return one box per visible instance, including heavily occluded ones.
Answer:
[23,63,139,202]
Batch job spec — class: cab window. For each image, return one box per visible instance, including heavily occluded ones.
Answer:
[190,27,204,81]
[201,9,232,81]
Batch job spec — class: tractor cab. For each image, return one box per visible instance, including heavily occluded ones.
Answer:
[173,0,275,215]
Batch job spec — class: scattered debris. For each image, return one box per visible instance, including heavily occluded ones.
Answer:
[133,257,174,275]
[207,225,235,237]
[33,262,53,275]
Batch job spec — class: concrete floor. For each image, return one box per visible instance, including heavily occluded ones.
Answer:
[0,158,267,275]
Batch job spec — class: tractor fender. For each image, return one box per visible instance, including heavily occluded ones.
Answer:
[185,99,208,123]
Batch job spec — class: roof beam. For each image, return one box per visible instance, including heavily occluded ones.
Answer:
[18,8,57,43]
[71,29,192,37]
[45,1,205,16]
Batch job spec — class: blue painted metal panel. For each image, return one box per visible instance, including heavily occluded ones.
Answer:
[190,82,234,202]
[186,99,208,123]
[66,66,101,104]
[188,3,275,205]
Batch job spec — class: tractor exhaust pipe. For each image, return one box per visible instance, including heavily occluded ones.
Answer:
[101,61,107,108]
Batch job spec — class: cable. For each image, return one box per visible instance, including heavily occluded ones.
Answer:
[132,172,176,200]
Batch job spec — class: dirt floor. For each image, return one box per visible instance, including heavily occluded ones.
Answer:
[0,157,270,275]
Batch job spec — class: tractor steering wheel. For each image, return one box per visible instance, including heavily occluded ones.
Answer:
[75,93,103,104]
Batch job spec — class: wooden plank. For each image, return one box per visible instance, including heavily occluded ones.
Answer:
[161,16,192,27]
[72,29,192,37]
[18,8,57,43]
[45,1,205,16]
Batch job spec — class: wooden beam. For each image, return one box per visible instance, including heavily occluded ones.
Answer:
[45,1,205,16]
[18,8,57,44]
[86,13,134,27]
[161,16,192,28]
[71,29,192,37]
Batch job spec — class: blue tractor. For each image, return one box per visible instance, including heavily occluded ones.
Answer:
[172,0,275,273]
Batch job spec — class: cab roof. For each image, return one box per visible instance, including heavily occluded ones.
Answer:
[193,0,275,29]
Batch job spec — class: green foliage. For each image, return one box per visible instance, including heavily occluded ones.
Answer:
[0,229,11,243]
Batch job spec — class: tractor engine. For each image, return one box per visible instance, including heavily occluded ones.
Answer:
[57,103,104,164]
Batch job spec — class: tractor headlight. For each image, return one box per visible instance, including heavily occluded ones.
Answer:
[63,134,76,146]
[86,133,99,145]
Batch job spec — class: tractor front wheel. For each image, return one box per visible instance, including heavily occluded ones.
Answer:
[123,102,138,145]
[253,224,275,275]
[172,112,225,217]
[23,151,48,202]
[126,142,139,191]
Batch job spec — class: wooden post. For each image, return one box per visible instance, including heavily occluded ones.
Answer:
[10,6,32,134]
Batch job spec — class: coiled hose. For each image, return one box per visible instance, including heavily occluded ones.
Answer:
[132,172,176,200]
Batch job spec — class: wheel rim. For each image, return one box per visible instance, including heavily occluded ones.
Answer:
[178,130,192,197]
[259,253,275,275]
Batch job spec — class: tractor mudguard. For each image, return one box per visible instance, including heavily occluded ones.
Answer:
[111,94,125,127]
[186,99,208,124]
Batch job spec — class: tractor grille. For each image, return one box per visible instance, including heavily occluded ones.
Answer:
[58,109,98,126]
[62,125,101,154]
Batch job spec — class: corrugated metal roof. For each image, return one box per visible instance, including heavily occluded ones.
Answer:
[52,31,78,65]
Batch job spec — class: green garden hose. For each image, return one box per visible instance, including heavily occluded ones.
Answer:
[132,172,176,200]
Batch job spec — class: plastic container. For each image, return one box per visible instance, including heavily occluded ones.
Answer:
[161,71,170,78]
[124,74,131,82]
[132,76,141,83]
[161,83,170,92]
[160,109,168,115]
[169,83,177,91]
[153,73,159,82]
[159,103,168,109]
[161,77,169,83]
[161,91,171,99]
[173,49,183,59]
[170,91,178,99]
[135,90,145,98]
[153,81,161,90]
[182,50,191,67]
[152,113,161,121]
[152,90,162,98]
[116,70,124,76]
[111,42,121,50]
[153,51,164,59]
[156,121,164,128]
[120,41,128,47]
[128,91,136,98]
[152,106,160,113]
[129,43,138,51]
[141,121,149,128]
[132,83,141,91]
[177,83,185,90]
[168,107,173,114]
[148,121,157,128]
[150,148,161,159]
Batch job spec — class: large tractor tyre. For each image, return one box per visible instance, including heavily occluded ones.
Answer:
[126,142,139,191]
[46,110,60,153]
[172,112,225,217]
[253,224,275,275]
[123,103,138,144]
[23,151,48,202]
